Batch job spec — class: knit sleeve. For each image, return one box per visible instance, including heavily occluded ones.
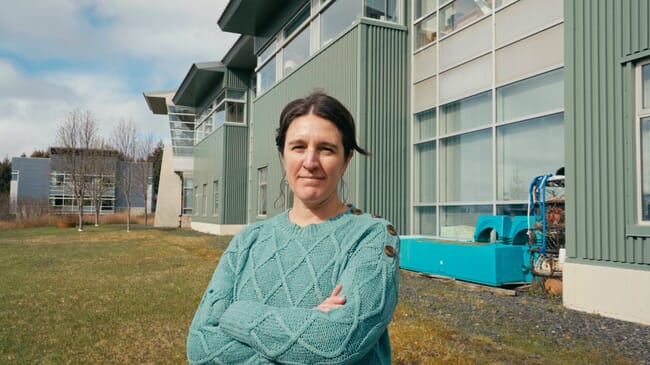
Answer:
[218,222,400,364]
[187,230,274,365]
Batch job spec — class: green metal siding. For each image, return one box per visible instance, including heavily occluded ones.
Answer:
[224,69,250,90]
[359,21,409,232]
[193,128,225,224]
[223,125,249,224]
[251,27,360,222]
[250,22,409,230]
[565,0,650,266]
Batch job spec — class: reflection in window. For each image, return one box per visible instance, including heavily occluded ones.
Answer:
[415,141,436,203]
[415,12,437,49]
[258,57,276,95]
[258,40,277,66]
[415,108,436,141]
[365,0,398,22]
[258,167,268,216]
[441,205,492,239]
[497,68,564,122]
[182,178,193,215]
[284,26,310,76]
[642,117,650,220]
[285,6,310,37]
[441,91,492,135]
[414,206,436,235]
[321,0,361,46]
[226,102,245,123]
[440,0,493,37]
[495,0,517,9]
[415,0,436,19]
[496,113,564,201]
[441,129,492,202]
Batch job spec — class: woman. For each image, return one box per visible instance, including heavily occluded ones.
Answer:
[187,92,400,364]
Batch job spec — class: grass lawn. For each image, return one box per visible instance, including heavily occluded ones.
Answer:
[0,226,642,364]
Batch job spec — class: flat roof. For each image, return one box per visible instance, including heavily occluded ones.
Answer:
[172,62,226,107]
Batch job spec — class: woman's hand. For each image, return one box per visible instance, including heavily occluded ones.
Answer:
[315,284,346,312]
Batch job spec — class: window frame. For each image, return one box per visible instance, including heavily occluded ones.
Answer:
[257,166,269,217]
[213,180,219,217]
[635,59,650,224]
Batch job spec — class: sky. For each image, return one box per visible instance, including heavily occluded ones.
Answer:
[0,0,238,159]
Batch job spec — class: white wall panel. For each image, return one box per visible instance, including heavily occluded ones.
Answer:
[413,75,437,112]
[495,24,564,85]
[439,54,491,103]
[413,44,437,82]
[440,18,491,71]
[496,0,563,47]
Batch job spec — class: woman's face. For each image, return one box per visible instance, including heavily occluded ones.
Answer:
[282,113,351,209]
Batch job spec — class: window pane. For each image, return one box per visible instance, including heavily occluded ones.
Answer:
[365,0,398,22]
[496,113,564,200]
[440,205,492,239]
[285,6,310,37]
[258,56,276,95]
[226,102,245,123]
[415,0,436,19]
[642,64,650,109]
[283,25,310,76]
[415,141,436,203]
[226,90,246,100]
[641,117,650,221]
[441,129,492,202]
[441,91,492,135]
[215,104,226,127]
[497,68,564,122]
[258,167,268,216]
[414,12,437,49]
[321,0,361,46]
[258,40,277,66]
[415,108,436,141]
[440,0,493,37]
[414,206,437,235]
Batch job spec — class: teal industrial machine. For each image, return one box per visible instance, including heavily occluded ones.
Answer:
[400,173,565,287]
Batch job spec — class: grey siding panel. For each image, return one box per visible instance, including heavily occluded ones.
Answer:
[223,125,248,224]
[251,27,360,222]
[12,158,50,199]
[566,0,650,266]
[225,69,250,90]
[361,23,409,232]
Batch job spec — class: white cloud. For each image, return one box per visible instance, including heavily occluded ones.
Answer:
[0,0,240,158]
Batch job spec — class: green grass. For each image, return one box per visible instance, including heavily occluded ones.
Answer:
[0,226,229,364]
[0,227,642,364]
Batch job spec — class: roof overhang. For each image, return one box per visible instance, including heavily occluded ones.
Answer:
[143,90,175,115]
[218,0,290,35]
[222,35,256,70]
[172,62,226,107]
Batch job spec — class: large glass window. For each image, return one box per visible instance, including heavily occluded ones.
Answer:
[213,180,219,217]
[11,171,18,181]
[414,12,437,50]
[202,183,207,216]
[258,57,276,95]
[440,0,493,38]
[415,0,436,19]
[440,129,492,202]
[182,178,193,215]
[414,206,436,235]
[365,0,398,22]
[415,108,436,141]
[414,141,436,203]
[639,61,650,221]
[226,102,245,124]
[496,113,564,201]
[283,26,310,76]
[321,0,361,46]
[495,0,517,9]
[258,166,268,216]
[441,205,493,239]
[640,117,650,221]
[440,91,492,135]
[497,68,564,122]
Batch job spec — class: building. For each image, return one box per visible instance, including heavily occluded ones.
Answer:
[144,0,649,324]
[10,149,152,216]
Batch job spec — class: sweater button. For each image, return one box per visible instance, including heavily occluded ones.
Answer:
[384,245,395,257]
[386,224,397,236]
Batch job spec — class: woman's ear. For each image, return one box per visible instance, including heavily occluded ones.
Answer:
[342,150,354,174]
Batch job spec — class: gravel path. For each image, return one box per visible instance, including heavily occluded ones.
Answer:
[398,270,650,364]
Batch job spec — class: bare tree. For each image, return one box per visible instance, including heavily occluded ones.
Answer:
[111,118,139,232]
[54,110,100,231]
[85,141,118,226]
[135,133,154,226]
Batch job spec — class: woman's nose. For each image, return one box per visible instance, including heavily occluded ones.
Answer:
[302,149,319,169]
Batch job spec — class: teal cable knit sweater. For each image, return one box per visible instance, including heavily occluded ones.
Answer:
[187,207,400,364]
